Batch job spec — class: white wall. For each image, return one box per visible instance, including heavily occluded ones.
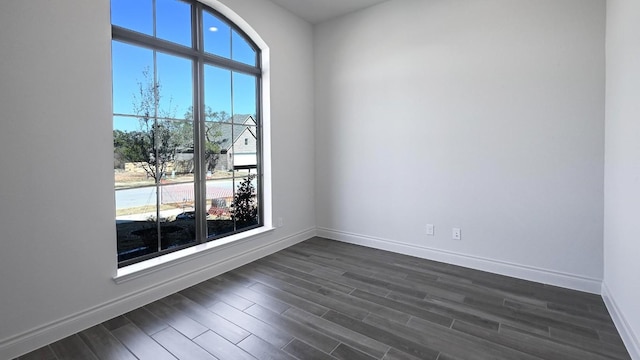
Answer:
[0,0,315,358]
[603,0,640,357]
[315,0,606,291]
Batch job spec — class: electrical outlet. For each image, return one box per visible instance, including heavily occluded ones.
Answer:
[426,224,434,236]
[277,217,284,227]
[452,228,461,240]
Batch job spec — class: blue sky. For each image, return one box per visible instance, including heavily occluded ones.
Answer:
[111,0,257,132]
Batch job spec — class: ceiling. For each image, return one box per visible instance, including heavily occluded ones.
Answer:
[268,0,389,24]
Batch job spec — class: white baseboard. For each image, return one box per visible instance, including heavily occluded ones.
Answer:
[602,283,640,360]
[1,227,316,360]
[317,227,602,294]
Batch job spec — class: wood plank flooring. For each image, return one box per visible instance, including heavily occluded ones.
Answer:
[17,237,631,360]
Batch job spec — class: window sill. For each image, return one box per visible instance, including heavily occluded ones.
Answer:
[113,226,275,284]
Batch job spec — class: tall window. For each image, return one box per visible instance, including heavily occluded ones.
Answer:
[111,0,262,267]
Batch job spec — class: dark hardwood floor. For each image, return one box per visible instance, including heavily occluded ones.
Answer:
[17,237,631,360]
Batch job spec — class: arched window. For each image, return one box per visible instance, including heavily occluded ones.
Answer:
[111,0,262,267]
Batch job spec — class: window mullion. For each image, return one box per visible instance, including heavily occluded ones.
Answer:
[256,76,264,226]
[193,63,206,243]
[152,49,162,253]
[193,6,207,243]
[111,27,259,75]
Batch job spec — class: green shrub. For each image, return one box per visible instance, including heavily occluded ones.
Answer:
[231,174,258,228]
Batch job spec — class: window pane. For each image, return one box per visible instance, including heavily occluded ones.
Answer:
[157,0,192,47]
[157,52,193,119]
[111,0,153,35]
[116,185,160,262]
[231,125,257,171]
[169,121,195,168]
[209,121,256,169]
[232,72,257,120]
[157,118,196,250]
[203,122,228,172]
[159,182,197,250]
[232,175,259,231]
[114,116,158,190]
[232,30,256,66]
[112,41,153,116]
[114,116,168,190]
[206,179,234,239]
[204,65,232,121]
[203,11,231,58]
[205,122,234,239]
[113,117,180,186]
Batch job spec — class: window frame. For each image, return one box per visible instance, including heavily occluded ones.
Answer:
[112,0,264,268]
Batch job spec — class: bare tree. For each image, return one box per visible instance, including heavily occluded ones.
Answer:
[130,67,180,182]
